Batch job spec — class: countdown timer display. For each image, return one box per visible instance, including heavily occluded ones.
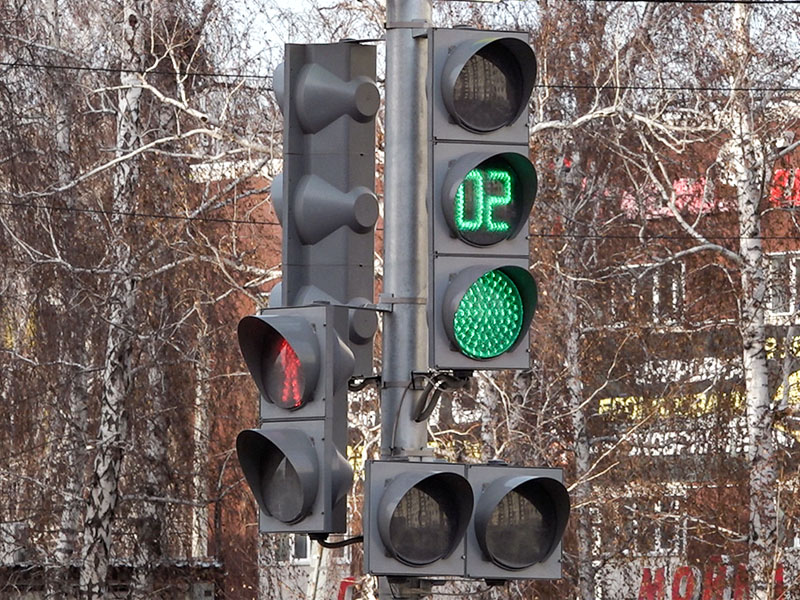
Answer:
[452,156,523,246]
[442,151,537,249]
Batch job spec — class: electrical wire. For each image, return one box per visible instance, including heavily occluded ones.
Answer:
[593,0,800,3]
[0,200,277,226]
[413,373,470,423]
[310,533,364,548]
[0,60,272,81]
[3,58,800,93]
[2,199,800,242]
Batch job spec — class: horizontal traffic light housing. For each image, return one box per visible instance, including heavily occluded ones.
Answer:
[365,461,569,580]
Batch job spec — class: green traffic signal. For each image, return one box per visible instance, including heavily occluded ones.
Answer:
[442,265,537,364]
[452,269,525,359]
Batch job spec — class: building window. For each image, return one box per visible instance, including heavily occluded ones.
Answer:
[622,496,686,558]
[767,252,800,316]
[292,534,309,563]
[609,262,684,325]
[272,533,310,563]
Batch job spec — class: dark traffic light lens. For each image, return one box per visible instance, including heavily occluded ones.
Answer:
[389,480,461,566]
[260,447,305,524]
[452,43,524,132]
[453,270,524,359]
[263,338,306,409]
[453,156,523,247]
[485,488,556,568]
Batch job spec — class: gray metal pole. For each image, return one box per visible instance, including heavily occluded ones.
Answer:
[381,0,431,458]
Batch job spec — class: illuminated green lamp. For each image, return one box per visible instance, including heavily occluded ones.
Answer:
[443,265,537,360]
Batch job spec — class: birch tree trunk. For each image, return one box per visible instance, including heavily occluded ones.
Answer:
[79,0,147,596]
[42,1,91,595]
[192,328,211,558]
[731,7,778,598]
[564,253,595,600]
[477,373,501,462]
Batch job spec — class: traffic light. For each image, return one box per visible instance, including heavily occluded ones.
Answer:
[364,460,569,580]
[236,305,354,534]
[271,41,379,375]
[428,28,539,370]
[465,464,570,580]
[364,461,473,577]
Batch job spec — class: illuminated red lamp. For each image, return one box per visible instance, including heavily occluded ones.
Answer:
[238,313,320,411]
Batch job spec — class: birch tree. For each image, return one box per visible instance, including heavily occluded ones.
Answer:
[1,0,286,596]
[599,3,800,597]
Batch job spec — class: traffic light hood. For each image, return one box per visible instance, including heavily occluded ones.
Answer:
[442,265,537,360]
[236,428,319,524]
[377,470,474,567]
[472,474,570,570]
[238,312,355,409]
[440,35,536,133]
[238,314,321,409]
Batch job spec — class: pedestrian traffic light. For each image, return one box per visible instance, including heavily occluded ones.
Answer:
[364,460,569,581]
[272,41,379,376]
[236,305,354,534]
[428,28,538,370]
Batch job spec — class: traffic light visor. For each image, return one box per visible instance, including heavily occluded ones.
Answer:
[238,314,321,410]
[441,36,536,133]
[474,476,570,570]
[378,471,474,567]
[237,428,320,525]
[442,152,536,247]
[443,265,537,360]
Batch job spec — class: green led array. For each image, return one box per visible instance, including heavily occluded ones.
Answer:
[454,168,513,233]
[453,270,524,359]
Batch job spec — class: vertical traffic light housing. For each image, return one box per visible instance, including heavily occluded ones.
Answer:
[466,464,569,580]
[429,29,538,370]
[272,41,379,376]
[236,305,354,534]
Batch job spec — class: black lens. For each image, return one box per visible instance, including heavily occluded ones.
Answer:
[485,487,556,568]
[453,44,524,132]
[261,450,303,523]
[389,479,461,565]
